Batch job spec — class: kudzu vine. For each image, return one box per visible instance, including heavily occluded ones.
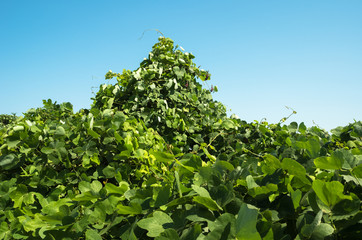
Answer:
[0,36,361,240]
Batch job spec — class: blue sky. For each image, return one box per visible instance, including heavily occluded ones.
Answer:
[1,1,361,131]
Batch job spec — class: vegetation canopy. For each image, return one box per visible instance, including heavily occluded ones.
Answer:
[0,37,362,240]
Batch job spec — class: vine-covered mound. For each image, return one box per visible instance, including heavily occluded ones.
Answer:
[0,37,362,240]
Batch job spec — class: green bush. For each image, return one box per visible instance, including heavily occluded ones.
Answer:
[0,37,361,239]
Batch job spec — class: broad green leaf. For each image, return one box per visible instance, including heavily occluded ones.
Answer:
[288,122,298,133]
[314,150,344,170]
[13,125,24,131]
[337,149,358,169]
[193,196,222,211]
[281,158,306,177]
[165,196,192,208]
[173,66,185,80]
[192,185,211,198]
[133,149,146,159]
[79,181,92,193]
[352,164,362,178]
[206,213,235,240]
[235,203,261,240]
[295,138,321,159]
[246,175,259,189]
[155,228,180,240]
[55,126,66,136]
[150,150,174,163]
[117,202,142,215]
[0,222,10,239]
[221,119,235,130]
[102,165,116,178]
[20,214,46,232]
[311,223,334,240]
[90,180,103,194]
[9,184,28,208]
[262,154,281,175]
[85,229,102,240]
[312,180,351,208]
[0,154,18,169]
[6,140,21,148]
[291,189,302,210]
[301,210,323,238]
[87,128,100,139]
[105,182,128,196]
[137,211,173,237]
[179,224,202,240]
[248,184,277,198]
[114,131,123,143]
[154,185,171,208]
[298,122,307,134]
[214,160,234,171]
[73,191,99,202]
[41,147,54,154]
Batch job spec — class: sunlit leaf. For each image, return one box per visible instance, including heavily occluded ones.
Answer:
[137,211,173,237]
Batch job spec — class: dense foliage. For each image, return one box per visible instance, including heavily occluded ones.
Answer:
[0,114,17,128]
[1,37,362,240]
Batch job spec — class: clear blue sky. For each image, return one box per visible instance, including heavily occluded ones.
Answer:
[1,1,361,131]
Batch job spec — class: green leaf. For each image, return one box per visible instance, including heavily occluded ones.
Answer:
[295,138,321,159]
[154,185,171,208]
[155,229,180,240]
[352,164,362,178]
[282,158,306,177]
[87,128,100,139]
[206,213,235,240]
[192,185,211,198]
[117,202,142,215]
[105,182,129,196]
[114,131,123,143]
[235,203,261,240]
[0,222,10,239]
[102,165,116,178]
[248,184,278,198]
[214,160,234,171]
[55,126,66,136]
[298,122,307,134]
[338,149,359,169]
[173,66,185,80]
[85,229,102,240]
[193,196,222,211]
[311,223,334,240]
[0,154,18,169]
[41,147,54,154]
[314,151,344,170]
[150,150,174,163]
[90,180,102,194]
[301,210,323,238]
[13,125,24,131]
[137,211,173,237]
[221,119,235,130]
[262,154,281,175]
[246,175,259,189]
[73,191,99,202]
[312,180,351,208]
[202,148,216,162]
[305,138,321,159]
[291,189,302,210]
[6,140,21,148]
[179,224,202,240]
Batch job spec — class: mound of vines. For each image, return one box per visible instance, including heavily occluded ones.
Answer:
[1,37,362,240]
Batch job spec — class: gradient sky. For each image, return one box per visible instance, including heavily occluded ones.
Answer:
[1,1,361,131]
